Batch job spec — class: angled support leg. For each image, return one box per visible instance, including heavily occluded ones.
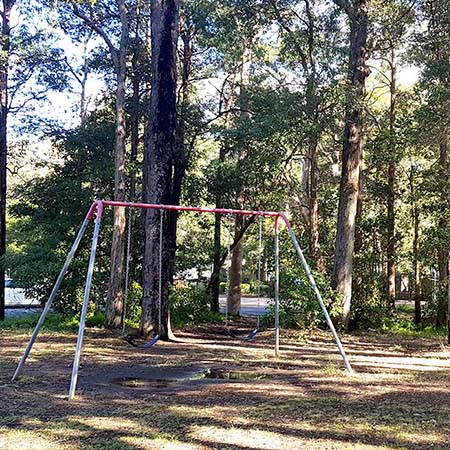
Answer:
[68,209,102,400]
[12,215,92,382]
[280,214,353,374]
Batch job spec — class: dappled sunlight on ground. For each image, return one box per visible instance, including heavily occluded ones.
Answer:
[2,325,450,449]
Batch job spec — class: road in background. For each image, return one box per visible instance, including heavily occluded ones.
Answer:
[219,296,272,317]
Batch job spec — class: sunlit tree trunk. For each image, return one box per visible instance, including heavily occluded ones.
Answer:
[332,0,370,330]
[387,47,397,309]
[106,0,130,328]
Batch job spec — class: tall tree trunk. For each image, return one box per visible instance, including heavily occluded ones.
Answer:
[0,0,14,321]
[140,0,179,339]
[125,28,144,293]
[106,0,129,328]
[304,0,323,270]
[227,48,251,315]
[387,47,397,309]
[332,0,370,330]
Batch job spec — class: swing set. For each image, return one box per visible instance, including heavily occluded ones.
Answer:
[11,200,353,400]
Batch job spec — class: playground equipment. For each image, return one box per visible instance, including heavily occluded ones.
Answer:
[11,200,353,400]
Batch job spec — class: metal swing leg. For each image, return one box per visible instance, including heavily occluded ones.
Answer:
[12,216,91,382]
[68,212,102,400]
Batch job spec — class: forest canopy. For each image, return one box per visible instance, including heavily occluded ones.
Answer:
[1,0,449,341]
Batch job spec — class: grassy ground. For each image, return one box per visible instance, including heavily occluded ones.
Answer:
[1,320,450,450]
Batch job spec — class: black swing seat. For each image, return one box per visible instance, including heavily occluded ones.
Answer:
[123,334,160,348]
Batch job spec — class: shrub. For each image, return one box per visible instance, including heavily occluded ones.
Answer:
[241,283,251,295]
[170,284,222,327]
[265,266,339,329]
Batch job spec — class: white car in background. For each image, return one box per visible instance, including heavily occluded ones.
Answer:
[5,277,26,306]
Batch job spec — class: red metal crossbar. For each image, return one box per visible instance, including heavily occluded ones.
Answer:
[86,200,285,221]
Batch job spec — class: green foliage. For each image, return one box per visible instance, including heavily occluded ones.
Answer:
[266,265,339,329]
[380,314,446,338]
[0,307,105,332]
[170,284,222,327]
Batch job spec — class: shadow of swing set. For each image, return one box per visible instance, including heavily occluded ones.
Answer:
[11,200,353,400]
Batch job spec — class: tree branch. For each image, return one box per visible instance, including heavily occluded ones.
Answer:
[71,3,119,72]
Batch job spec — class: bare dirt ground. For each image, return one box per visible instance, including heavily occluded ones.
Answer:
[1,322,450,450]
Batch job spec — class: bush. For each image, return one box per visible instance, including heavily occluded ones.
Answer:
[0,305,106,332]
[265,266,339,329]
[241,283,251,295]
[170,284,222,327]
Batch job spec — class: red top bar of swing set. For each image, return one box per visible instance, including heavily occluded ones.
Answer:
[86,200,291,225]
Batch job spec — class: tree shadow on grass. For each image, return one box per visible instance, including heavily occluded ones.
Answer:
[1,328,450,449]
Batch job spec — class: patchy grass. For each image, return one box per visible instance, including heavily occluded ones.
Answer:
[1,321,450,449]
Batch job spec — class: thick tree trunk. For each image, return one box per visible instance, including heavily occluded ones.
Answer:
[106,1,129,328]
[332,0,370,330]
[387,47,397,309]
[0,0,14,321]
[140,0,179,339]
[227,214,244,316]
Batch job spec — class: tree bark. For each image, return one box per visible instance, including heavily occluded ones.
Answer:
[72,2,130,327]
[0,0,14,321]
[304,0,323,270]
[332,0,370,330]
[140,0,179,339]
[227,48,251,314]
[106,0,129,328]
[387,47,397,309]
